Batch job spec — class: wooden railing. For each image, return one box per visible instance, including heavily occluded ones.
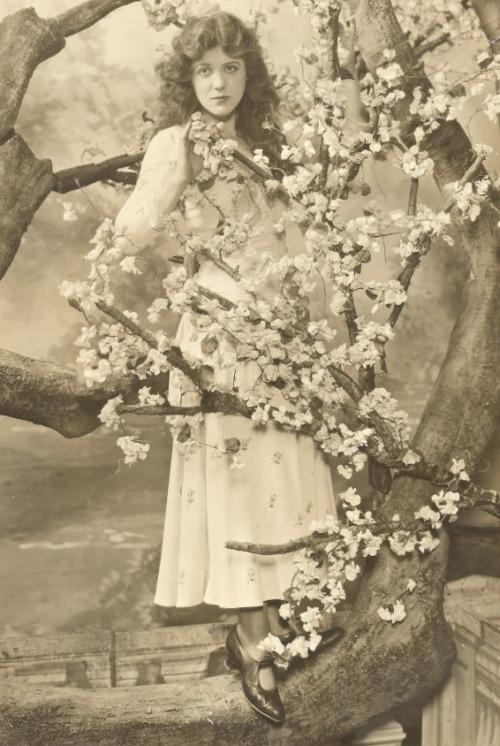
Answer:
[0,623,230,689]
[422,576,500,746]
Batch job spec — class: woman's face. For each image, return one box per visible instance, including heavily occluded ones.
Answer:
[191,46,246,121]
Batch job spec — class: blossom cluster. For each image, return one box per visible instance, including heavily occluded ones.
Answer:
[445,176,491,223]
[188,113,238,182]
[140,0,214,29]
[259,456,468,666]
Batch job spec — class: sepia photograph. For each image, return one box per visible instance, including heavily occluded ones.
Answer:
[1,0,499,744]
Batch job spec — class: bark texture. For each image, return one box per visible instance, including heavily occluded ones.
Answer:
[0,9,64,137]
[472,0,500,49]
[0,134,54,280]
[53,152,143,192]
[0,348,168,438]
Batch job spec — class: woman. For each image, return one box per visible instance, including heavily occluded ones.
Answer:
[114,11,346,724]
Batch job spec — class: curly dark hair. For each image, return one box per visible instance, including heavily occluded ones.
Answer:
[156,11,285,168]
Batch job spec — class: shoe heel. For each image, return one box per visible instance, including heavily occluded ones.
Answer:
[225,655,237,671]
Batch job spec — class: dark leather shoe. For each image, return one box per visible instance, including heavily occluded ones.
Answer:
[278,625,345,653]
[225,625,285,724]
[316,625,345,652]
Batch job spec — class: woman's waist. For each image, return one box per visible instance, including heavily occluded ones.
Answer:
[197,254,280,302]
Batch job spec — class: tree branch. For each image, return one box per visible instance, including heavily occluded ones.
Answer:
[0,347,168,437]
[0,9,65,137]
[94,299,201,385]
[388,154,486,329]
[226,478,500,557]
[53,0,139,38]
[93,291,405,461]
[53,152,143,193]
[414,32,451,58]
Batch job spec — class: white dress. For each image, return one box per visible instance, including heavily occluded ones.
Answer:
[115,125,337,609]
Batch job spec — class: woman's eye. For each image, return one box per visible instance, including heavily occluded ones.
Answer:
[226,64,239,72]
[197,67,210,76]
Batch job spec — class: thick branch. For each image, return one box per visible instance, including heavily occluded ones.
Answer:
[53,0,139,37]
[0,9,65,137]
[53,152,143,193]
[0,347,168,438]
[0,1,142,278]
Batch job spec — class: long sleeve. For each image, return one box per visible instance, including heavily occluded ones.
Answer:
[114,126,184,255]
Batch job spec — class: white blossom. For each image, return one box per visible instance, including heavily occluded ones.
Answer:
[63,202,78,222]
[98,396,123,430]
[377,600,406,624]
[116,436,150,465]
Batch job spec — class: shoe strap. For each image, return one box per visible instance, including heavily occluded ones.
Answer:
[257,657,275,670]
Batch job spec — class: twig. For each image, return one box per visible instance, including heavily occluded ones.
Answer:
[443,154,486,213]
[117,390,253,419]
[226,482,500,556]
[196,250,244,283]
[329,5,342,79]
[233,150,277,185]
[407,177,419,217]
[415,33,451,59]
[194,285,307,338]
[118,404,203,416]
[388,156,486,329]
[388,251,423,328]
[343,290,359,346]
[94,300,199,384]
[226,536,328,555]
[388,176,423,328]
[226,515,414,555]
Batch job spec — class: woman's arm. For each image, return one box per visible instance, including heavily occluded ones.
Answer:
[114,124,198,256]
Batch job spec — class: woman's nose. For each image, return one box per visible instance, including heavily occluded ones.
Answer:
[212,73,225,90]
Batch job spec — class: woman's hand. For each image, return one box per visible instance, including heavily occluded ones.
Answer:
[173,121,203,187]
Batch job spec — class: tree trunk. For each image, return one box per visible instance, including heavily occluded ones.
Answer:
[0,11,62,274]
[0,134,55,280]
